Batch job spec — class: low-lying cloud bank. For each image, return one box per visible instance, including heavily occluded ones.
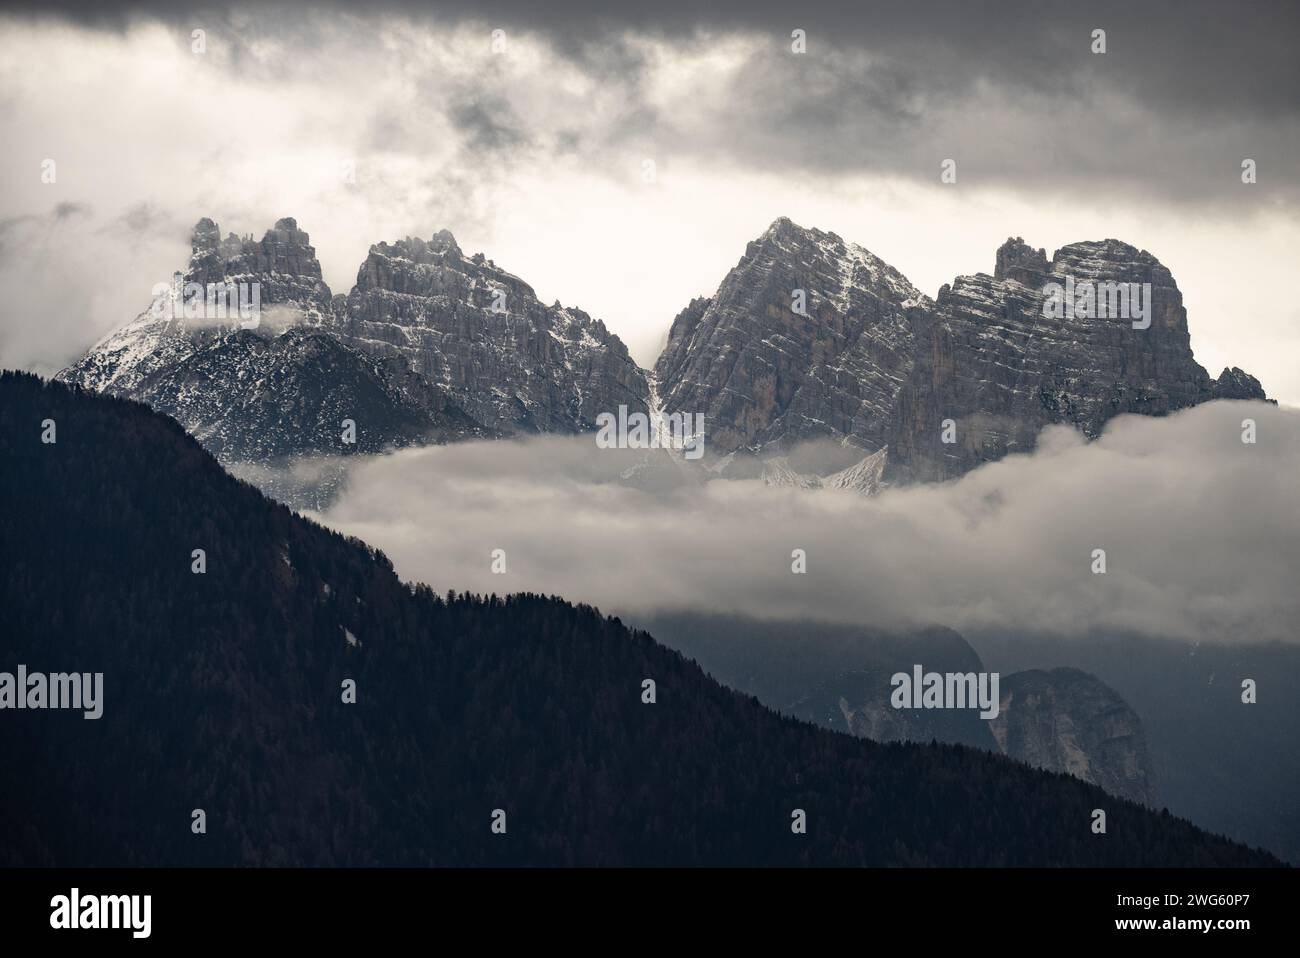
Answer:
[314,399,1298,644]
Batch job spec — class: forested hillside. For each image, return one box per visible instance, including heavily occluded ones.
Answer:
[0,372,1278,867]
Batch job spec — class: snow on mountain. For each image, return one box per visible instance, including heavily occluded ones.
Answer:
[58,218,487,469]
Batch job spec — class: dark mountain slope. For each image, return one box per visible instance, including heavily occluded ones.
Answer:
[0,372,1278,867]
[132,325,487,461]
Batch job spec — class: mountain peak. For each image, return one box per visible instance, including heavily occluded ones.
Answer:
[366,229,465,263]
[429,228,461,255]
[658,219,926,454]
[658,223,1269,477]
[1213,365,1269,401]
[1049,238,1152,279]
[756,215,841,249]
[337,228,650,435]
[191,216,220,253]
[994,236,1048,284]
[264,217,312,248]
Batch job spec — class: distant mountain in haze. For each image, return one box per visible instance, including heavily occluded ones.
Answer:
[972,628,1300,865]
[638,611,1155,806]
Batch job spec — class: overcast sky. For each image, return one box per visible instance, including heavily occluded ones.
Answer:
[2,1,1298,403]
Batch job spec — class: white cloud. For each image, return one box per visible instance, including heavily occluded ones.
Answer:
[315,399,1300,644]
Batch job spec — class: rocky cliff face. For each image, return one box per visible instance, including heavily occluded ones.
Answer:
[189,215,334,317]
[989,667,1156,806]
[656,220,1268,483]
[62,218,647,454]
[328,230,650,434]
[655,217,927,455]
[62,213,1269,491]
[885,236,1269,483]
[58,218,485,467]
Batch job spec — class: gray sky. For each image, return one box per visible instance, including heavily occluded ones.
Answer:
[2,1,1297,403]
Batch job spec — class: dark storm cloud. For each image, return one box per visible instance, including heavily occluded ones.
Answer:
[6,0,1297,206]
[448,94,530,155]
[14,0,1300,114]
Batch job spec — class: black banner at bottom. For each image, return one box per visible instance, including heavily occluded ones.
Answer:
[0,867,1292,944]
